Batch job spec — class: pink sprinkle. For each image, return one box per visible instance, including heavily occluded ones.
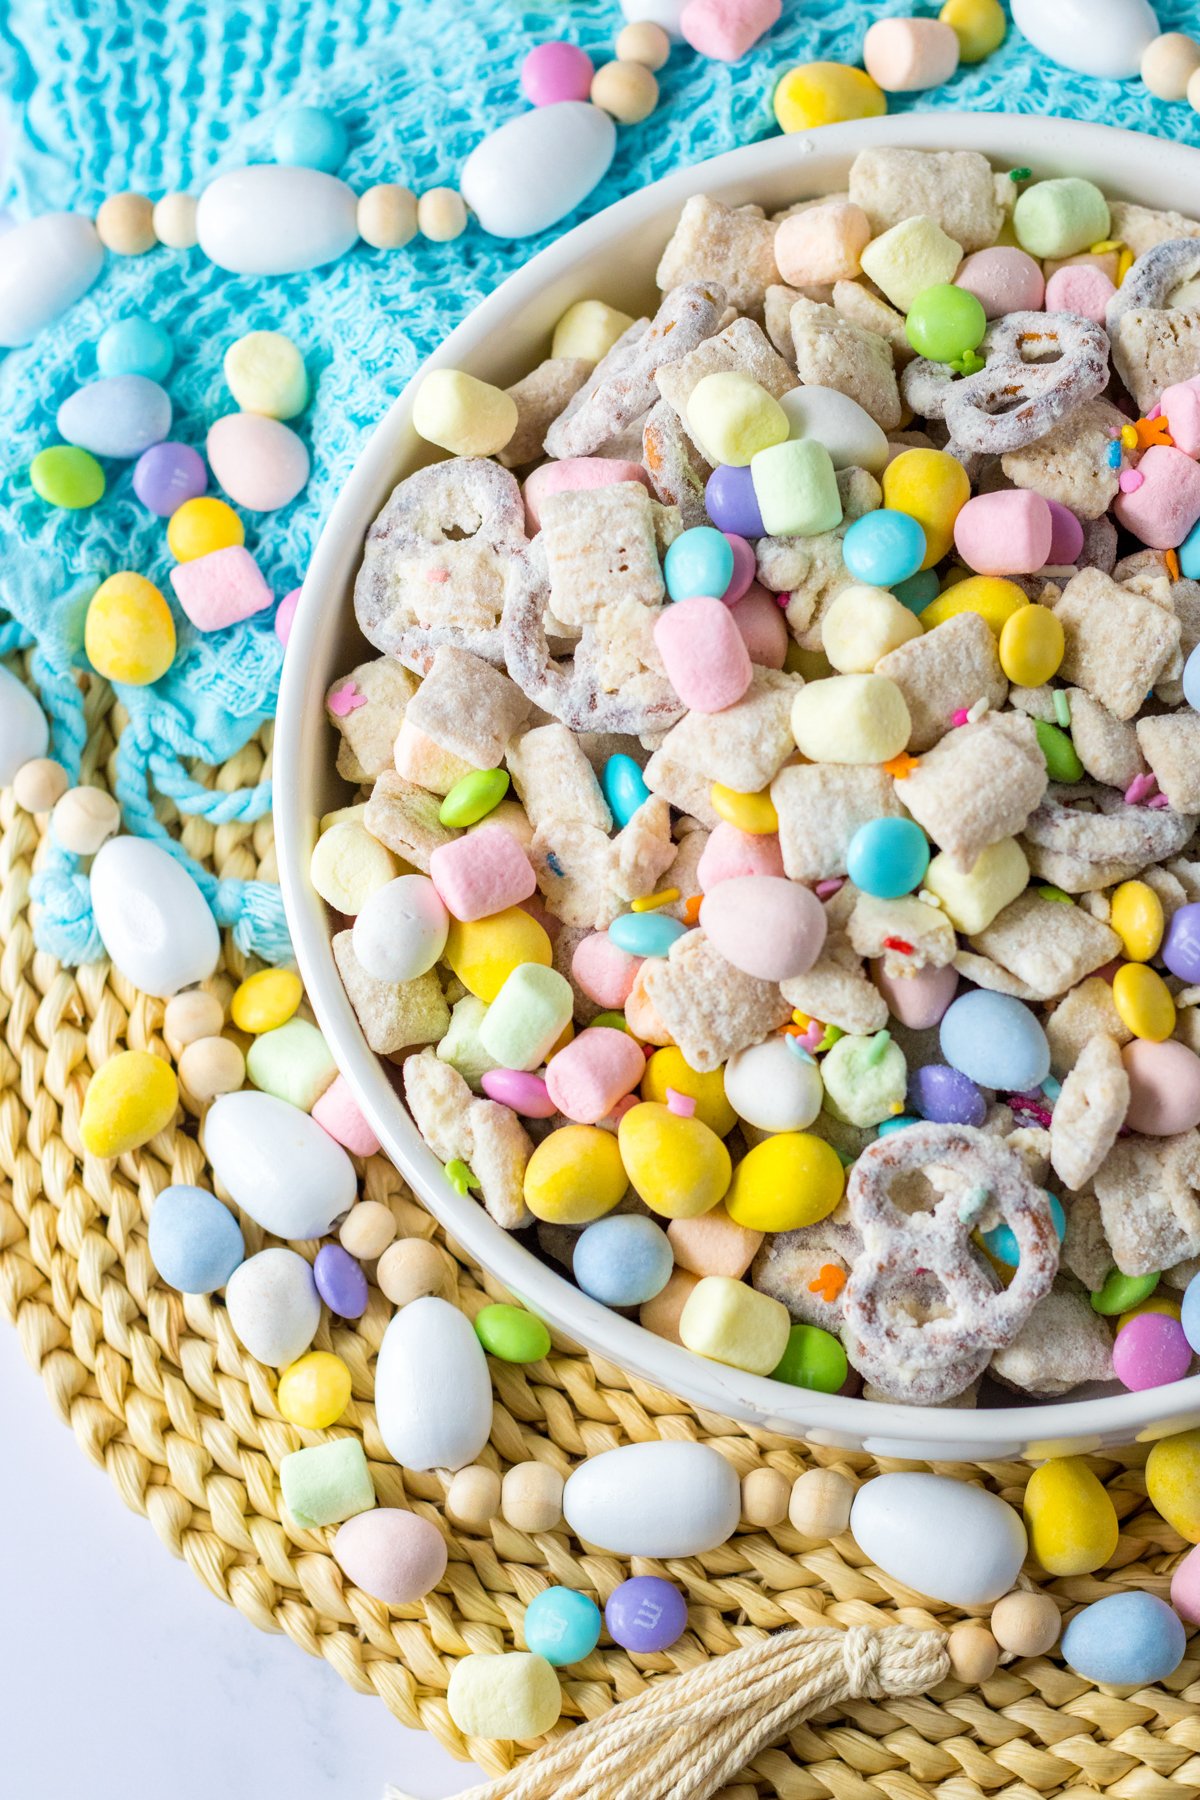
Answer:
[951,707,971,727]
[328,681,366,716]
[1118,468,1145,493]
[665,1087,696,1118]
[775,590,791,610]
[424,566,450,583]
[1124,772,1159,805]
[1012,1100,1053,1129]
[1149,793,1171,808]
[797,1022,824,1054]
[815,878,845,900]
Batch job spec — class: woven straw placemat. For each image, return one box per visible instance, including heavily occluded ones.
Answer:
[3,662,1200,1792]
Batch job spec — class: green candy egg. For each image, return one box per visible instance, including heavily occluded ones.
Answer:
[440,767,510,827]
[770,1322,848,1393]
[1034,719,1084,783]
[30,444,105,509]
[474,1301,552,1363]
[904,284,987,364]
[1091,1268,1159,1317]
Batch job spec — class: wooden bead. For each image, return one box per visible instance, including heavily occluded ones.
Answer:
[615,21,671,69]
[12,757,68,814]
[152,192,199,249]
[741,1467,791,1528]
[51,785,120,855]
[358,184,418,249]
[946,1623,999,1684]
[990,1590,1061,1658]
[1142,32,1200,100]
[164,989,225,1053]
[590,60,659,123]
[502,1461,565,1533]
[446,1463,502,1531]
[788,1468,854,1538]
[96,192,157,256]
[376,1236,451,1306]
[178,1035,245,1102]
[339,1199,397,1260]
[418,188,468,243]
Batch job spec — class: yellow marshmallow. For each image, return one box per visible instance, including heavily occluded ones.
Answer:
[413,368,518,457]
[923,837,1029,934]
[686,371,789,467]
[223,330,308,419]
[821,582,922,671]
[551,298,635,362]
[679,1276,792,1376]
[859,214,964,313]
[882,449,970,569]
[309,818,399,915]
[790,673,911,764]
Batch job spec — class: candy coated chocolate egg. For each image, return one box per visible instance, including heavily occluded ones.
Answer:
[908,1062,986,1126]
[58,374,171,458]
[460,102,616,239]
[0,212,103,347]
[1023,1457,1118,1576]
[573,1214,673,1306]
[148,1184,245,1294]
[939,989,1049,1092]
[850,1473,1026,1606]
[204,1089,356,1239]
[699,875,826,982]
[723,1036,823,1132]
[1010,0,1158,79]
[225,1248,321,1367]
[375,1296,493,1472]
[1061,1592,1186,1685]
[333,1508,448,1605]
[196,165,359,273]
[563,1441,740,1556]
[207,412,309,511]
[874,961,957,1028]
[0,663,49,785]
[1122,1038,1200,1134]
[90,836,219,997]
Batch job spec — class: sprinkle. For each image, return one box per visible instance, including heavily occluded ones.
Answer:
[1011,1098,1053,1128]
[665,1087,695,1118]
[1148,403,1163,420]
[775,589,791,610]
[816,1023,844,1054]
[807,1263,847,1302]
[1117,247,1134,285]
[1167,548,1181,581]
[792,1011,811,1028]
[631,886,680,912]
[1120,423,1139,450]
[814,877,845,899]
[950,350,985,376]
[883,935,914,954]
[1118,467,1145,493]
[683,892,703,924]
[1124,772,1159,805]
[1090,238,1121,255]
[1009,167,1031,182]
[424,566,450,583]
[1149,792,1171,808]
[883,751,920,779]
[1037,885,1074,903]
[1053,689,1071,728]
[784,1036,816,1064]
[951,707,971,727]
[917,888,942,909]
[445,1158,478,1196]
[889,1100,904,1114]
[327,681,366,716]
[958,1184,990,1225]
[1105,439,1123,469]
[864,1029,892,1066]
[1041,1075,1062,1102]
[1135,414,1173,449]
[798,1021,825,1053]
[966,696,989,724]
[546,850,564,876]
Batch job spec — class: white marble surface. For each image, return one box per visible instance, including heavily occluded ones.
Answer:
[1,1324,485,1800]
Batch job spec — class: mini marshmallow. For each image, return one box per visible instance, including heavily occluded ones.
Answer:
[679,0,782,61]
[523,457,651,532]
[862,17,960,91]
[686,371,789,467]
[774,201,871,287]
[310,818,400,915]
[312,1073,382,1156]
[551,299,635,363]
[1044,262,1116,325]
[429,825,537,921]
[1113,444,1200,549]
[697,821,785,889]
[544,1025,646,1123]
[478,964,575,1071]
[750,437,843,537]
[821,583,922,672]
[955,247,1045,318]
[668,1205,763,1278]
[679,1274,791,1375]
[169,545,273,631]
[571,931,643,1006]
[413,368,518,457]
[791,673,911,764]
[859,214,964,313]
[923,836,1031,934]
[1160,375,1200,458]
[654,595,754,713]
[954,490,1054,576]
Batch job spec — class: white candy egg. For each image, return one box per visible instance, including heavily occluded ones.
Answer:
[0,213,103,348]
[0,664,49,785]
[1010,0,1159,78]
[204,1090,357,1239]
[619,0,687,37]
[779,385,890,474]
[353,874,449,982]
[225,1248,321,1367]
[90,836,220,998]
[563,1441,741,1557]
[375,1296,494,1472]
[460,102,616,239]
[723,1037,824,1133]
[850,1473,1027,1606]
[196,165,359,274]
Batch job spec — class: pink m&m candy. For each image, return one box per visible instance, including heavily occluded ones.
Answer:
[1122,1038,1200,1135]
[728,582,788,668]
[1112,1311,1193,1391]
[480,1068,557,1117]
[955,247,1044,318]
[1045,500,1084,566]
[720,533,757,605]
[520,41,594,105]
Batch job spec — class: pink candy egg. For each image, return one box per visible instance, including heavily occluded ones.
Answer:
[699,874,827,982]
[955,247,1045,318]
[520,41,594,106]
[333,1508,448,1606]
[720,532,757,605]
[728,581,788,668]
[1045,499,1084,566]
[1113,443,1200,549]
[480,1068,558,1118]
[697,821,784,890]
[1112,1311,1193,1392]
[654,594,753,713]
[1170,1543,1200,1625]
[523,457,650,531]
[953,489,1053,576]
[1122,1038,1200,1135]
[1044,262,1116,325]
[874,960,958,1029]
[572,930,642,1006]
[206,412,309,512]
[544,1025,646,1124]
[275,585,301,646]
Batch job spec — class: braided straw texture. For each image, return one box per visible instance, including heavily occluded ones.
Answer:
[3,665,1200,1791]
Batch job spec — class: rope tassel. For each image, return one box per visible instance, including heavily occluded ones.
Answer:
[387,1624,949,1800]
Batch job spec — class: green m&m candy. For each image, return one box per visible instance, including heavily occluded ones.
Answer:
[474,1301,552,1363]
[905,284,987,364]
[1034,719,1084,783]
[440,767,510,827]
[30,444,105,509]
[771,1322,848,1393]
[1091,1268,1160,1317]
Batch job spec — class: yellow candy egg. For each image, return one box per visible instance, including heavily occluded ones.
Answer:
[80,1050,179,1157]
[1117,1296,1183,1334]
[523,1124,627,1224]
[167,495,245,562]
[1109,880,1165,963]
[939,0,1006,61]
[998,603,1065,687]
[710,783,779,835]
[444,907,553,1002]
[724,1132,844,1233]
[882,449,970,570]
[84,572,176,685]
[773,61,887,133]
[641,1047,736,1137]
[230,966,305,1033]
[1112,961,1176,1041]
[920,574,1030,635]
[276,1351,353,1429]
[1147,1430,1200,1542]
[618,1100,732,1219]
[1023,1457,1118,1576]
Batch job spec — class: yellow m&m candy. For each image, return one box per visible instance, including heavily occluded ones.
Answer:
[84,572,176,685]
[523,1124,626,1224]
[999,603,1065,687]
[231,966,304,1033]
[277,1351,353,1429]
[444,906,552,1002]
[1110,880,1165,963]
[724,1132,844,1233]
[618,1100,732,1219]
[710,784,778,834]
[1113,961,1175,1042]
[641,1047,736,1137]
[167,495,245,562]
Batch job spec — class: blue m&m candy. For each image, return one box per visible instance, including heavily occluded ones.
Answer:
[891,568,940,614]
[97,316,174,383]
[983,1192,1066,1268]
[842,509,926,588]
[664,525,734,601]
[602,752,650,827]
[523,1586,602,1666]
[608,911,687,957]
[845,816,929,898]
[273,105,347,173]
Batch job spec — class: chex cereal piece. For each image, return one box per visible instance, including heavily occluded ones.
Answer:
[393,719,474,795]
[1060,1188,1113,1292]
[641,929,791,1072]
[832,279,913,364]
[506,723,612,832]
[1137,713,1200,813]
[1108,199,1200,257]
[1050,1034,1131,1192]
[896,712,1047,871]
[642,398,713,528]
[789,298,902,430]
[1000,398,1125,522]
[764,284,803,364]
[1021,782,1196,892]
[544,283,727,460]
[326,657,418,783]
[968,891,1122,1001]
[772,763,901,882]
[499,356,591,468]
[848,146,1003,253]
[750,1200,863,1330]
[655,317,795,443]
[333,930,449,1055]
[1117,554,1200,706]
[363,769,459,872]
[781,935,890,1037]
[1112,309,1200,416]
[641,752,722,828]
[403,1047,532,1229]
[1050,567,1181,721]
[531,799,675,930]
[552,921,605,1026]
[541,481,664,625]
[755,529,854,648]
[612,795,676,901]
[655,194,780,314]
[1093,1131,1200,1276]
[990,1286,1114,1396]
[647,666,803,793]
[660,826,709,922]
[949,951,1040,1001]
[1065,688,1147,788]
[848,892,956,975]
[838,467,884,521]
[874,611,1007,753]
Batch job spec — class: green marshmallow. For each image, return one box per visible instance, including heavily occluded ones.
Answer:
[436,994,501,1088]
[478,963,573,1072]
[820,1029,908,1128]
[280,1437,375,1529]
[750,438,843,539]
[246,1017,338,1111]
[30,445,105,510]
[1013,178,1110,260]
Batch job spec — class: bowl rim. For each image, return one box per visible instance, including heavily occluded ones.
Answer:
[276,109,1200,1455]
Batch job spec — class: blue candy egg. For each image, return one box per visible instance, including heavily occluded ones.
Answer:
[983,1191,1066,1269]
[705,464,764,538]
[845,816,929,898]
[939,990,1050,1093]
[842,509,926,588]
[608,911,687,957]
[57,374,172,459]
[877,1114,920,1135]
[1180,515,1200,582]
[603,752,651,828]
[1184,642,1200,711]
[891,568,940,615]
[148,1184,245,1294]
[664,525,734,602]
[1182,1271,1200,1354]
[908,1063,986,1127]
[97,316,174,383]
[273,105,348,173]
[573,1214,673,1307]
[1061,1592,1186,1685]
[523,1585,603,1666]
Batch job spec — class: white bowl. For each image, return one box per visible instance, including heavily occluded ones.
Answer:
[277,111,1200,1460]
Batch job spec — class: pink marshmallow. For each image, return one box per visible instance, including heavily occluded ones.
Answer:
[774,202,872,287]
[522,457,650,531]
[1045,500,1084,565]
[874,961,958,1029]
[312,1074,381,1157]
[169,545,273,631]
[679,0,781,61]
[1160,376,1200,457]
[571,931,642,1006]
[697,821,784,890]
[1113,444,1200,548]
[955,248,1045,319]
[720,533,757,604]
[1044,262,1116,325]
[728,581,788,667]
[953,489,1053,575]
[654,594,753,713]
[862,16,959,90]
[544,1025,646,1124]
[429,824,536,921]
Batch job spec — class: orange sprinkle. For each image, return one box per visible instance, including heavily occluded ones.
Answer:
[683,893,702,925]
[780,1022,806,1037]
[1167,549,1182,581]
[1134,414,1174,450]
[808,1264,847,1303]
[883,752,920,780]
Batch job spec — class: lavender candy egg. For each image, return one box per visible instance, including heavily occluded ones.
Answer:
[604,1575,688,1652]
[908,1062,987,1127]
[1162,902,1200,983]
[57,374,172,459]
[314,1242,369,1319]
[705,463,765,537]
[133,441,208,516]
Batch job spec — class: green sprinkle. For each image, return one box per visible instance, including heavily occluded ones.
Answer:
[445,1157,478,1196]
[1037,885,1074,904]
[864,1029,892,1066]
[817,1023,844,1054]
[1009,167,1032,182]
[1053,689,1071,728]
[958,1184,990,1225]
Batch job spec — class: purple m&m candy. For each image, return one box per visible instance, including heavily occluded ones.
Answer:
[908,1063,987,1127]
[133,441,207,517]
[313,1242,368,1319]
[1112,1311,1193,1392]
[1163,902,1200,984]
[604,1575,687,1652]
[705,463,764,538]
